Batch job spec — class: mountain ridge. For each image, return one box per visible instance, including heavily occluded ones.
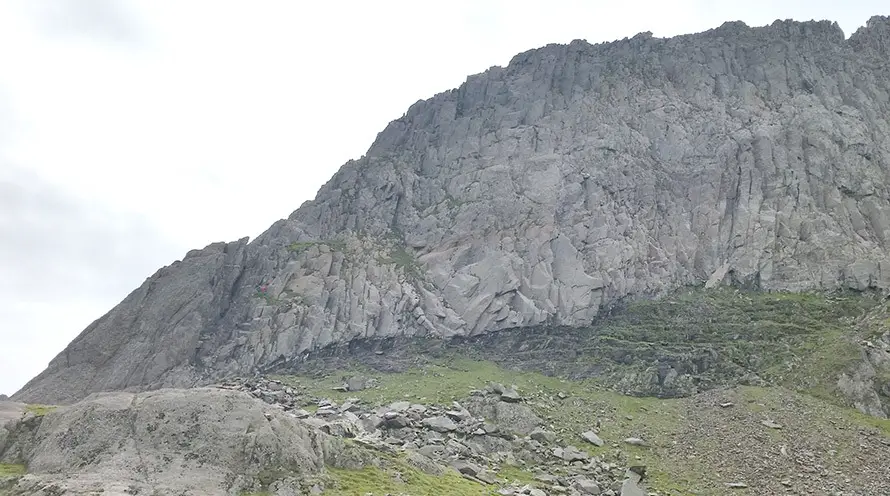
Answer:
[13,15,890,406]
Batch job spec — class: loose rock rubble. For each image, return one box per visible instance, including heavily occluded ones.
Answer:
[220,377,647,495]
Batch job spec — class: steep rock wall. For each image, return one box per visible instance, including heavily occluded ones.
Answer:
[14,16,890,405]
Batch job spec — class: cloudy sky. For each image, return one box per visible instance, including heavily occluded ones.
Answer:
[0,0,884,396]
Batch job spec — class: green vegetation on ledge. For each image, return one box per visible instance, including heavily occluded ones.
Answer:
[0,464,26,477]
[24,404,57,417]
[604,288,880,400]
[378,245,424,279]
[286,239,347,254]
[435,286,884,407]
[324,454,496,496]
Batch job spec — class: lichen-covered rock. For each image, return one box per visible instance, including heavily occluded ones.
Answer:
[13,16,890,406]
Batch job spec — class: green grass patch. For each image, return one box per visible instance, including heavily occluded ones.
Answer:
[848,409,890,436]
[287,241,319,253]
[25,404,57,417]
[0,464,26,477]
[278,358,569,406]
[378,245,424,279]
[287,239,347,255]
[495,465,537,485]
[324,454,496,496]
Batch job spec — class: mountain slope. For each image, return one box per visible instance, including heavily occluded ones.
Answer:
[4,362,889,495]
[14,16,890,405]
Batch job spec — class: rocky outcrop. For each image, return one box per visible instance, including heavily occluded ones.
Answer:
[218,376,641,496]
[838,333,890,417]
[14,16,890,405]
[0,388,370,495]
[0,401,27,459]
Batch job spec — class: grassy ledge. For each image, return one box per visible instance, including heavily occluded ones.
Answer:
[0,464,26,477]
[24,404,57,417]
[324,454,496,496]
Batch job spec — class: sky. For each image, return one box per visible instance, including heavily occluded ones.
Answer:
[0,0,885,396]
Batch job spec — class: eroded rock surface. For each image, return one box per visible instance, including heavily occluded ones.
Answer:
[13,16,890,405]
[0,388,367,495]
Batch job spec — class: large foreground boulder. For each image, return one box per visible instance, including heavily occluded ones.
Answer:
[0,388,367,495]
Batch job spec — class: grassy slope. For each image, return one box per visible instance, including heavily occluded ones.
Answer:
[499,287,878,401]
[0,465,26,477]
[274,287,890,495]
[613,288,878,401]
[279,358,890,495]
[324,457,498,496]
[0,463,26,494]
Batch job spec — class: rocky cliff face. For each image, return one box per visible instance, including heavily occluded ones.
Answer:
[13,16,890,405]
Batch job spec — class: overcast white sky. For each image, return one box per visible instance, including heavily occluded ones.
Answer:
[0,1,885,396]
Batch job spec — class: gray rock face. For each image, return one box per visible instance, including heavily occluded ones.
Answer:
[463,396,544,436]
[580,431,605,447]
[620,467,647,496]
[14,240,251,404]
[0,388,366,495]
[530,427,556,444]
[0,400,25,426]
[13,16,890,405]
[0,400,27,457]
[422,415,458,433]
[837,343,890,416]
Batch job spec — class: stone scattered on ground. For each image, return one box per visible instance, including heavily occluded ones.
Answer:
[530,427,557,444]
[623,437,648,447]
[217,376,637,495]
[760,419,783,429]
[620,467,646,496]
[665,387,890,495]
[216,373,890,495]
[580,430,605,447]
